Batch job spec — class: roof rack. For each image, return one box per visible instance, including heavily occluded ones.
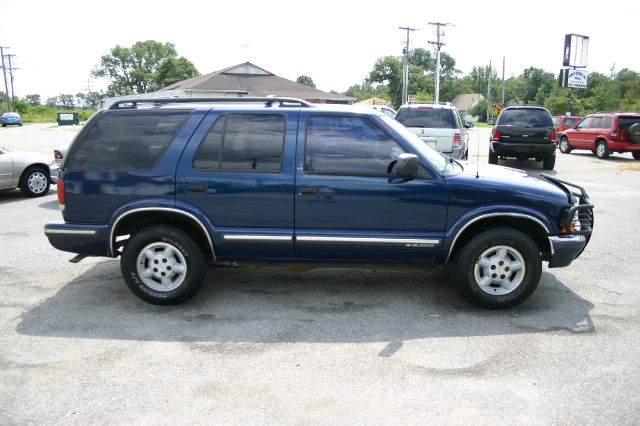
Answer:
[407,101,453,106]
[108,96,314,110]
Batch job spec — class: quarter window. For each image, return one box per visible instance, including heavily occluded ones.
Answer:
[603,116,612,129]
[193,114,285,172]
[304,115,404,175]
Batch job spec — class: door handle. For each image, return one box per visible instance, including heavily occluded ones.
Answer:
[186,182,208,193]
[297,187,319,196]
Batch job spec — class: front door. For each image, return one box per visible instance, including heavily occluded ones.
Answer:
[294,112,448,263]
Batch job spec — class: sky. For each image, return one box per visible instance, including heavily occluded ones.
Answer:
[1,0,639,100]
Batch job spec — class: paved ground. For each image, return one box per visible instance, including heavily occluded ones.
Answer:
[1,123,639,424]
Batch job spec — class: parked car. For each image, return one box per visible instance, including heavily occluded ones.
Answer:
[553,115,582,132]
[395,102,473,159]
[558,112,640,160]
[0,146,57,196]
[2,112,23,127]
[489,106,558,170]
[45,97,593,309]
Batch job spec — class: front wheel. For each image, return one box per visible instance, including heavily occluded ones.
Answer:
[596,141,609,159]
[452,228,542,309]
[20,166,50,197]
[559,137,572,154]
[120,225,207,305]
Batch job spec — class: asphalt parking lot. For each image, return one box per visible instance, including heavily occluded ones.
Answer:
[1,123,639,424]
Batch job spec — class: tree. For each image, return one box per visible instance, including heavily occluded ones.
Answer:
[154,57,199,89]
[25,94,41,106]
[296,75,316,88]
[92,40,198,96]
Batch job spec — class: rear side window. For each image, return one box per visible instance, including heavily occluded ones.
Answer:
[396,107,456,129]
[193,114,285,172]
[498,109,553,127]
[68,110,190,171]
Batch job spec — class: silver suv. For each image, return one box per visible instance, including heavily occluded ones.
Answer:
[395,102,473,159]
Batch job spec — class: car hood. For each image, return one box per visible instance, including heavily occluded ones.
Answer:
[445,161,572,218]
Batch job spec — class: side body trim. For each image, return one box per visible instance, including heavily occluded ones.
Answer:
[44,229,97,236]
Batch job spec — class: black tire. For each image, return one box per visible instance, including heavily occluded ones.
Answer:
[595,140,609,159]
[543,153,556,170]
[488,149,498,165]
[628,123,640,143]
[559,137,572,154]
[632,151,640,160]
[19,166,50,197]
[452,228,542,309]
[120,225,207,305]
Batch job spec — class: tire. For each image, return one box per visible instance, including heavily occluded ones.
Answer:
[452,228,542,309]
[488,149,498,165]
[628,123,640,143]
[543,154,556,170]
[20,166,50,197]
[559,137,572,154]
[120,225,207,305]
[632,151,640,160]
[595,140,609,159]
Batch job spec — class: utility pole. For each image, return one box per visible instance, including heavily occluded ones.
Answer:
[428,22,452,103]
[0,46,11,112]
[6,53,18,105]
[501,56,506,106]
[398,26,418,105]
[487,60,492,122]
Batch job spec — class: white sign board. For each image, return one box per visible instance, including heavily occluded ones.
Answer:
[568,69,588,89]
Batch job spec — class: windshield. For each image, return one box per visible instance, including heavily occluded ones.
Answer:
[381,115,448,173]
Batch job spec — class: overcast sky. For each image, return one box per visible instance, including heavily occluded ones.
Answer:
[1,0,639,100]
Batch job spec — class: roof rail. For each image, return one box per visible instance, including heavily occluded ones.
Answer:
[407,101,453,106]
[108,96,314,110]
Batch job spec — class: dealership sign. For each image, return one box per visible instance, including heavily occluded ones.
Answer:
[568,69,588,88]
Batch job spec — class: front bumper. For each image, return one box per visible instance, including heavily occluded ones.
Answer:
[548,235,588,268]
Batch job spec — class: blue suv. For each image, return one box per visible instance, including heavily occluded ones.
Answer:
[45,98,593,309]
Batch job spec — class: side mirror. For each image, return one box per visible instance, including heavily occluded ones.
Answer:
[465,121,474,128]
[396,153,419,178]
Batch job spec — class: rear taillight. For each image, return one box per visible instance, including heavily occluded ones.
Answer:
[54,150,63,160]
[57,178,66,211]
[550,129,557,142]
[453,132,461,145]
[491,128,501,140]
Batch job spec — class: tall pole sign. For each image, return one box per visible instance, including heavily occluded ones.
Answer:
[560,34,589,115]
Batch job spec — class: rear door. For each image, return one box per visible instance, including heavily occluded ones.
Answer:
[176,109,298,260]
[294,112,448,263]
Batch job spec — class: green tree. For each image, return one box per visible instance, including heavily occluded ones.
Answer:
[296,75,316,88]
[93,40,197,96]
[154,57,199,89]
[25,94,41,106]
[366,56,404,107]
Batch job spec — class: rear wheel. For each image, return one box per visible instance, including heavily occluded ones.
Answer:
[452,228,541,309]
[543,154,556,170]
[559,137,572,154]
[632,151,640,160]
[20,166,50,197]
[120,225,207,305]
[488,149,498,165]
[596,140,609,159]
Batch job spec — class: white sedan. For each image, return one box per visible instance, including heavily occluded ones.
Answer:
[0,146,57,197]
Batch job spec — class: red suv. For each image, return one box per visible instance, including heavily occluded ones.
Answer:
[558,112,640,159]
[553,115,582,132]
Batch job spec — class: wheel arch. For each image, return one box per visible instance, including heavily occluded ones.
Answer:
[19,163,51,184]
[445,213,552,264]
[110,207,216,261]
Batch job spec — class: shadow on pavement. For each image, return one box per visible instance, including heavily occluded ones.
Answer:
[15,260,595,350]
